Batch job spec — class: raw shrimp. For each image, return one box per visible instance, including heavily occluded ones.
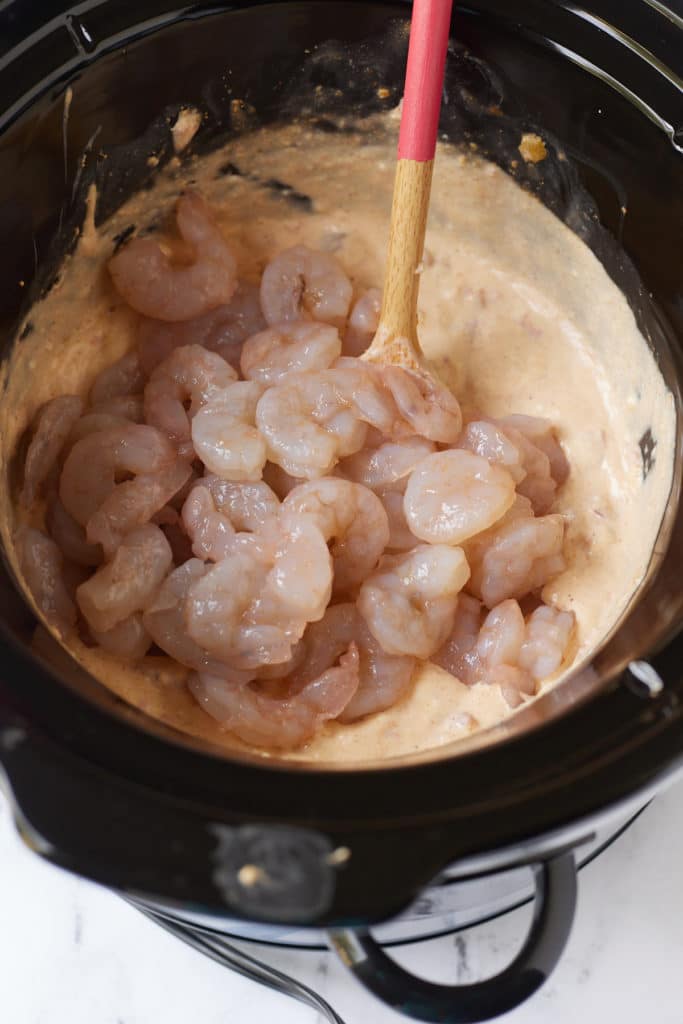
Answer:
[143,559,234,673]
[339,631,415,721]
[186,520,332,669]
[337,436,436,491]
[86,457,192,557]
[476,599,526,671]
[460,415,560,512]
[260,245,352,329]
[344,287,381,356]
[59,423,176,526]
[182,485,235,562]
[357,545,470,659]
[500,414,569,486]
[299,604,416,722]
[332,359,414,439]
[432,593,483,683]
[240,321,341,384]
[283,478,389,595]
[255,370,367,478]
[89,351,144,405]
[76,523,172,633]
[109,191,237,321]
[16,527,77,631]
[191,381,267,481]
[434,595,571,704]
[46,497,103,567]
[91,613,152,660]
[182,477,280,561]
[21,395,84,506]
[404,449,516,545]
[459,420,526,485]
[184,537,283,668]
[137,281,266,374]
[466,514,566,607]
[381,365,462,443]
[519,605,575,681]
[89,395,145,422]
[189,645,359,748]
[144,343,237,458]
[203,476,280,532]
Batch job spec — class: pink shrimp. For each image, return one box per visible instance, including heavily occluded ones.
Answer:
[260,245,352,329]
[185,519,332,671]
[240,321,341,385]
[298,604,416,723]
[380,365,462,443]
[109,191,237,321]
[16,527,77,632]
[86,457,192,557]
[189,645,359,749]
[181,477,280,561]
[76,524,172,633]
[283,478,389,595]
[21,395,85,506]
[465,513,566,608]
[143,343,238,458]
[59,423,177,527]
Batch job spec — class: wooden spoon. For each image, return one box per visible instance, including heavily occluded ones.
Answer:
[363,0,454,372]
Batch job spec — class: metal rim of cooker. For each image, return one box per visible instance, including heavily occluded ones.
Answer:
[0,0,680,966]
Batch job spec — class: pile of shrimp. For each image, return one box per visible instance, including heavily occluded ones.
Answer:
[17,191,576,749]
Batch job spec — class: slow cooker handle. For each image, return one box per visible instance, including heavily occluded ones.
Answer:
[327,852,576,1023]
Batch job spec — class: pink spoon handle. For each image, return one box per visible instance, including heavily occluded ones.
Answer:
[398,0,454,162]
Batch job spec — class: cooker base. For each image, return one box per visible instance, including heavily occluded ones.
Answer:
[122,805,642,1022]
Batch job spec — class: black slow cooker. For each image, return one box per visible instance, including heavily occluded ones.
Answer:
[0,2,681,1020]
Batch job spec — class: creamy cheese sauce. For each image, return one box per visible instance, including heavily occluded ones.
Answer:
[0,116,676,763]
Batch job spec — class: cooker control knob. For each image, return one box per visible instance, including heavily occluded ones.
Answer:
[209,823,337,922]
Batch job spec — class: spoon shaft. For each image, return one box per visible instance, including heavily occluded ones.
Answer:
[373,0,453,360]
[377,158,434,353]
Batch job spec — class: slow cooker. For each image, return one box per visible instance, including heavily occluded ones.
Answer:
[0,1,681,1020]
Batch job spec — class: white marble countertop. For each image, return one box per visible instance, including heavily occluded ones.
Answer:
[2,777,683,1024]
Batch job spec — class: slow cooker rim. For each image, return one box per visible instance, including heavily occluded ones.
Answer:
[0,0,679,872]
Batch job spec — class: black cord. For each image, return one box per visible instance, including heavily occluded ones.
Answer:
[123,897,347,1024]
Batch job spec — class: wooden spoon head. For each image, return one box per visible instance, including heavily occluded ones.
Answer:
[361,325,423,372]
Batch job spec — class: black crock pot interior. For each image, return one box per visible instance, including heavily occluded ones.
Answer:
[0,0,681,921]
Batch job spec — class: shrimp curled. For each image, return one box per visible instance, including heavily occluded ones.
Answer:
[59,424,177,527]
[191,381,267,481]
[404,449,516,546]
[109,192,237,321]
[260,245,352,328]
[189,647,359,749]
[185,518,332,670]
[144,343,238,458]
[283,478,389,595]
[76,524,172,634]
[357,544,470,659]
